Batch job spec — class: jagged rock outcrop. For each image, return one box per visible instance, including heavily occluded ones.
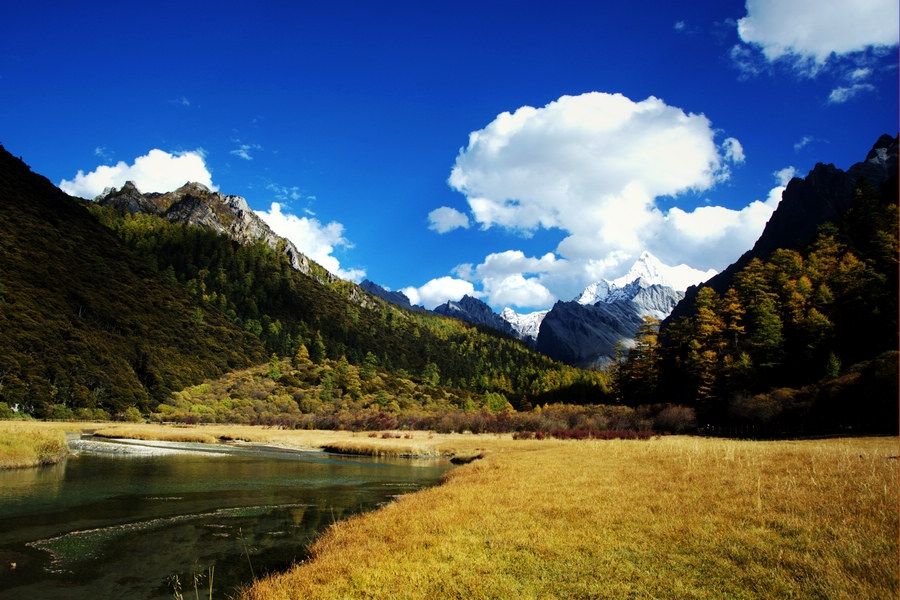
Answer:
[97,181,315,277]
[667,133,899,323]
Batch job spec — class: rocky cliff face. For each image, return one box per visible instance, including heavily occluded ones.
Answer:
[97,181,315,277]
[535,300,645,368]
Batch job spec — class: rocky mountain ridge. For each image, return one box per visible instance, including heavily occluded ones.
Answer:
[359,279,421,310]
[96,181,385,311]
[433,295,518,337]
[98,181,318,278]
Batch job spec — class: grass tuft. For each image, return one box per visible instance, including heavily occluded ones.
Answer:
[0,422,69,468]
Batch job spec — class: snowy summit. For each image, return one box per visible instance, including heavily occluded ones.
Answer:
[577,251,715,305]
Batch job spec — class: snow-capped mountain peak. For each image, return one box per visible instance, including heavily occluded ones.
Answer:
[577,251,715,305]
[500,307,548,344]
[611,250,715,291]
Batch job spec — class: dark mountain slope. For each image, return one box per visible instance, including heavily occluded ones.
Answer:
[668,134,898,323]
[644,135,898,434]
[536,300,644,368]
[0,147,265,417]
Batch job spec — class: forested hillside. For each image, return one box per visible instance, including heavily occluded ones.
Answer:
[0,147,266,418]
[616,174,899,435]
[86,204,610,407]
[2,139,895,436]
[0,146,609,420]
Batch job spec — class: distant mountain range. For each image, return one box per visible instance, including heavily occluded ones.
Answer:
[365,250,710,368]
[365,134,899,370]
[0,133,895,430]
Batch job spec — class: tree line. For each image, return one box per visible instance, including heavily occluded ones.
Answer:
[614,178,898,435]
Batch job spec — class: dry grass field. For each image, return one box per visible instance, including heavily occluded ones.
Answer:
[2,422,896,598]
[239,436,899,600]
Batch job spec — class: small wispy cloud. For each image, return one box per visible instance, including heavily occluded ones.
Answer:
[265,182,308,203]
[793,135,815,152]
[722,137,745,163]
[169,96,190,107]
[729,44,767,79]
[230,142,262,161]
[93,146,114,163]
[774,166,797,186]
[828,83,876,104]
[849,67,873,81]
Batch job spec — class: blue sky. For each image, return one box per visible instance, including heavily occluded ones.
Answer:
[2,0,897,311]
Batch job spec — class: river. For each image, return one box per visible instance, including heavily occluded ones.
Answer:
[0,435,452,599]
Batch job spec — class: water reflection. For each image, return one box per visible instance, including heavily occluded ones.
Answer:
[0,461,66,501]
[0,436,451,600]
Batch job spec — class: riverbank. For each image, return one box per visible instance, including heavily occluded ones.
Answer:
[0,422,69,468]
[89,422,520,461]
[239,436,899,600]
[0,421,523,464]
[3,423,897,597]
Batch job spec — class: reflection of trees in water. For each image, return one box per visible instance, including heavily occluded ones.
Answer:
[0,459,66,497]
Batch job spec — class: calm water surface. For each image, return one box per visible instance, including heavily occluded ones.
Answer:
[0,435,452,599]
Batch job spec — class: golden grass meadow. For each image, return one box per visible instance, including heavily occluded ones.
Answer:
[1,421,897,598]
[237,435,899,600]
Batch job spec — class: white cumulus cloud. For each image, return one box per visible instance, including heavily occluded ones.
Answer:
[454,250,561,309]
[400,276,476,310]
[445,92,754,290]
[736,0,899,69]
[256,202,365,282]
[59,149,216,198]
[428,206,470,233]
[429,91,800,309]
[448,93,736,237]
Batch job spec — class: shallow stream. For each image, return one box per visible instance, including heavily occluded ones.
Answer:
[0,435,452,599]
